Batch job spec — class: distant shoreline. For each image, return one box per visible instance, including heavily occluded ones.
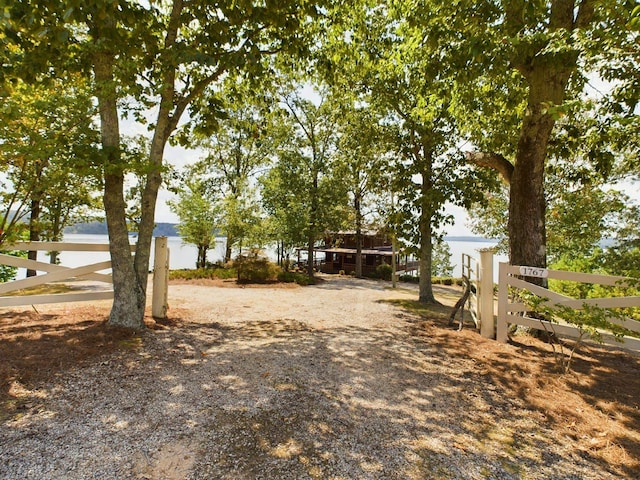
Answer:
[63,226,498,244]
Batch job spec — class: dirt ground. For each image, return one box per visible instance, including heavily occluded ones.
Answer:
[1,275,639,479]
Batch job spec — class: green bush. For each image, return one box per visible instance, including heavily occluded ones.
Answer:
[234,257,280,283]
[399,274,419,283]
[277,271,315,286]
[373,263,392,281]
[432,276,455,286]
[398,275,461,286]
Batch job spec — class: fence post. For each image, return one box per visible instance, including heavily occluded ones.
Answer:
[478,248,495,339]
[152,236,169,319]
[496,262,509,343]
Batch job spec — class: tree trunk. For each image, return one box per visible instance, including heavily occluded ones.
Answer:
[418,172,438,303]
[26,198,41,277]
[418,154,437,304]
[224,232,233,263]
[307,169,319,278]
[506,0,592,270]
[509,68,574,270]
[196,244,207,269]
[93,27,146,329]
[354,194,363,278]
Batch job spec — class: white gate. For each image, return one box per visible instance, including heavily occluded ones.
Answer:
[0,238,169,318]
[497,263,640,352]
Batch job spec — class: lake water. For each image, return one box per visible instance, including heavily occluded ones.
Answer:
[21,234,507,282]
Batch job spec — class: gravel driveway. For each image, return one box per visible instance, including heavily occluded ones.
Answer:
[0,275,631,479]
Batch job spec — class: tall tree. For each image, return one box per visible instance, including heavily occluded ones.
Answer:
[334,104,390,278]
[461,0,634,272]
[262,87,348,278]
[168,176,219,269]
[186,80,277,262]
[0,77,100,265]
[324,0,491,302]
[4,0,324,328]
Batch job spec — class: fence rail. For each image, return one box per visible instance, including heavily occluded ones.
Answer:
[497,263,640,352]
[0,239,168,318]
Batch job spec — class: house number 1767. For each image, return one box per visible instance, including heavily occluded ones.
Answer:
[519,266,549,278]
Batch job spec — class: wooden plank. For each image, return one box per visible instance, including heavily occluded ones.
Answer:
[0,253,112,284]
[508,276,572,303]
[553,296,640,310]
[504,314,640,352]
[0,261,113,294]
[2,241,136,252]
[497,263,511,342]
[509,264,632,287]
[0,290,113,307]
[546,268,630,287]
[506,302,528,313]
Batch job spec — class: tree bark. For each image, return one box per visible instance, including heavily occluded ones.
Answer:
[92,16,145,329]
[224,232,233,263]
[507,0,586,269]
[26,197,41,277]
[475,0,595,272]
[465,152,513,184]
[307,168,319,278]
[354,194,363,278]
[27,159,47,277]
[418,146,437,304]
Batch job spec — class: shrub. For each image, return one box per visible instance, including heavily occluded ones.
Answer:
[374,263,392,281]
[234,256,280,283]
[399,274,419,284]
[277,271,314,286]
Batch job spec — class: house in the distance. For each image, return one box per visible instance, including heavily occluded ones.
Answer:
[315,231,418,277]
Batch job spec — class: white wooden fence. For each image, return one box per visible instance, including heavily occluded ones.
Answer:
[497,263,640,352]
[0,237,169,318]
[461,249,496,339]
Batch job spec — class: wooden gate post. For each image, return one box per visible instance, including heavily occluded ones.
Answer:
[152,236,169,319]
[478,248,495,339]
[496,262,510,343]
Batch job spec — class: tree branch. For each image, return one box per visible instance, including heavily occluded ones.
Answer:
[465,151,514,184]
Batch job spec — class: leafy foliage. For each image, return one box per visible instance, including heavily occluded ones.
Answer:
[168,177,219,269]
[0,77,101,247]
[522,291,637,373]
[233,256,280,283]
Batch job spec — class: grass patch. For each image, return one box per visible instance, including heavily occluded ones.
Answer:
[169,267,237,281]
[170,264,314,286]
[383,298,452,322]
[117,336,143,349]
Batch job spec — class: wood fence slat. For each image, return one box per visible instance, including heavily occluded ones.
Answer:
[2,241,136,252]
[553,296,640,310]
[506,314,640,352]
[546,269,631,286]
[0,291,114,307]
[0,253,112,284]
[497,263,640,353]
[0,261,113,294]
[508,277,572,303]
